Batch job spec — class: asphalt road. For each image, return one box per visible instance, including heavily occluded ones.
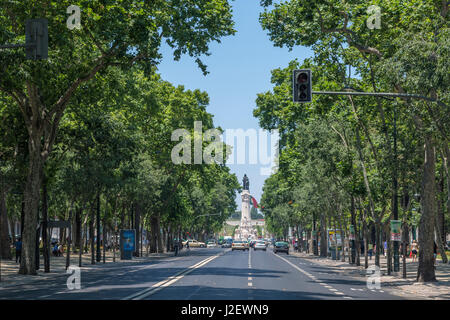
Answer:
[0,247,403,300]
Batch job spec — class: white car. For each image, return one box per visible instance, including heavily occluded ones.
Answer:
[254,240,267,251]
[207,241,216,248]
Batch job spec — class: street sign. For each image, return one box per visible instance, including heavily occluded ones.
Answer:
[349,225,355,240]
[390,220,401,241]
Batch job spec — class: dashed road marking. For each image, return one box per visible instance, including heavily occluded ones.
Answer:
[272,252,351,300]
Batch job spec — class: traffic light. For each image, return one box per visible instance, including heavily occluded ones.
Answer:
[26,19,48,60]
[293,69,312,103]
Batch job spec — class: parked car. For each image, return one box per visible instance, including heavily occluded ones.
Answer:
[231,240,246,251]
[182,239,206,248]
[254,240,267,251]
[273,241,289,254]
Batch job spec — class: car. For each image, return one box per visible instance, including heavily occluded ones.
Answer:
[231,240,246,251]
[221,242,231,248]
[254,240,267,251]
[182,239,206,248]
[273,241,289,254]
[207,240,216,248]
[221,239,233,248]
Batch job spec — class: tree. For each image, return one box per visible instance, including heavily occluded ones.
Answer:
[0,0,236,274]
[258,0,449,282]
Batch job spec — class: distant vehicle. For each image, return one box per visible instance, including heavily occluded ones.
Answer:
[254,240,267,251]
[182,239,206,248]
[222,238,232,248]
[232,240,246,251]
[273,241,289,254]
[207,240,216,248]
[221,241,231,248]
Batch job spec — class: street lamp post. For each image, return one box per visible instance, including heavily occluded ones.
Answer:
[393,104,400,272]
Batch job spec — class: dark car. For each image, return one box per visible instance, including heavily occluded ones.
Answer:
[273,241,289,255]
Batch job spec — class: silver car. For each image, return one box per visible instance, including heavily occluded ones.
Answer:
[254,240,267,251]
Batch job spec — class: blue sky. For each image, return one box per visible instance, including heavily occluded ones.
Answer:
[157,0,313,210]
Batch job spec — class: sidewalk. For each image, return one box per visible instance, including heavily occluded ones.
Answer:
[291,250,450,300]
[0,248,187,289]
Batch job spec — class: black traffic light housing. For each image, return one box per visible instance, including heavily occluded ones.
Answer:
[293,69,312,103]
[25,19,48,60]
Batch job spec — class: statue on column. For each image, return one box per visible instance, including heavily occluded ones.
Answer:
[243,174,249,191]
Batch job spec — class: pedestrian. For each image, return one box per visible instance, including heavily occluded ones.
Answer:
[411,240,418,262]
[52,243,59,256]
[384,241,387,257]
[14,237,22,263]
[368,243,373,260]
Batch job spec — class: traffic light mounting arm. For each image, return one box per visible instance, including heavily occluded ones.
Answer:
[292,69,448,108]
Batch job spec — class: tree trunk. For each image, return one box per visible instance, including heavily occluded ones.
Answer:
[386,223,392,275]
[417,135,437,282]
[19,137,43,275]
[0,187,12,260]
[375,219,381,267]
[363,218,368,269]
[156,214,163,253]
[41,178,50,272]
[134,203,141,257]
[150,215,158,253]
[319,213,327,257]
[350,195,356,265]
[96,192,101,262]
[402,221,408,278]
[75,207,81,253]
[435,161,447,263]
[90,205,95,265]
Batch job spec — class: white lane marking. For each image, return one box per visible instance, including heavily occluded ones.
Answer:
[248,282,252,287]
[134,255,219,300]
[122,254,219,300]
[248,248,252,268]
[343,296,353,299]
[272,252,351,299]
[248,277,252,281]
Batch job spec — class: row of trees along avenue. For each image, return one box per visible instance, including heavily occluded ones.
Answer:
[255,0,449,282]
[0,1,240,275]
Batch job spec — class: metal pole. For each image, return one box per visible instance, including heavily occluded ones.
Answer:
[393,104,400,272]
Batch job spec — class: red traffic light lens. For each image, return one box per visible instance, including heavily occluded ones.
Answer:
[297,72,308,83]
